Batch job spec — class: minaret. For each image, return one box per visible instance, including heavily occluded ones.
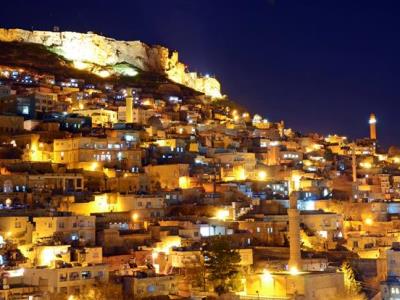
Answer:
[288,192,301,271]
[125,88,133,123]
[352,144,357,183]
[369,113,377,140]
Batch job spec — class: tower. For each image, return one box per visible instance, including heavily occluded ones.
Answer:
[369,113,377,140]
[352,143,357,183]
[288,192,301,271]
[125,88,133,123]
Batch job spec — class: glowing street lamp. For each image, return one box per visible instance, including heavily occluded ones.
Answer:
[152,252,159,260]
[360,162,372,169]
[261,269,273,283]
[131,213,139,222]
[257,170,267,181]
[364,217,373,226]
[216,209,229,221]
[289,266,300,276]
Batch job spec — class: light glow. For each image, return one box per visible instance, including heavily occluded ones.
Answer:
[96,70,110,78]
[131,213,139,222]
[257,170,267,181]
[216,209,229,221]
[179,176,190,189]
[364,217,373,225]
[360,162,372,169]
[289,266,300,276]
[6,268,24,277]
[261,269,273,283]
[73,61,89,70]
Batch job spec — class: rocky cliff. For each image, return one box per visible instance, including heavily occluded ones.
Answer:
[0,28,222,98]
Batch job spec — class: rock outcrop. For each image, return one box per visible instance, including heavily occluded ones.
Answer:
[0,28,222,98]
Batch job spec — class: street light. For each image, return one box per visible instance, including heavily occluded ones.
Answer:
[216,209,229,221]
[261,269,273,283]
[364,217,373,226]
[257,170,267,181]
[289,266,300,276]
[131,213,139,222]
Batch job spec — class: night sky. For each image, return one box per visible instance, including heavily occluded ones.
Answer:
[1,0,400,146]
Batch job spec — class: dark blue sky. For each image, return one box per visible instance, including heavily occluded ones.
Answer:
[1,0,399,146]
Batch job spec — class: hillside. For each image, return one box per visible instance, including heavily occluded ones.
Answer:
[0,41,203,97]
[0,28,222,98]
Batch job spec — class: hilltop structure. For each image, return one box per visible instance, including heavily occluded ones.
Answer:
[0,28,222,98]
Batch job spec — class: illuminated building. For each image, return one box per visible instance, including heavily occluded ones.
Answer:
[121,274,177,299]
[27,173,84,192]
[34,91,58,112]
[0,216,32,246]
[52,136,142,170]
[19,245,70,268]
[0,115,24,134]
[73,108,118,127]
[33,216,96,245]
[64,193,165,219]
[23,263,109,294]
[381,245,400,299]
[145,164,189,190]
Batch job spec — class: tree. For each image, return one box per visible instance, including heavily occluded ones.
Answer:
[324,148,334,161]
[201,236,241,295]
[340,261,362,296]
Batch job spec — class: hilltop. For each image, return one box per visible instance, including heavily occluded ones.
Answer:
[0,41,207,98]
[0,28,222,98]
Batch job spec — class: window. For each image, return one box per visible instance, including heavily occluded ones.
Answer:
[22,106,29,115]
[69,272,79,281]
[59,273,67,282]
[81,271,91,279]
[256,227,260,233]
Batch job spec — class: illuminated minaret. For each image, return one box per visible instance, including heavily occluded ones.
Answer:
[352,144,357,183]
[125,88,133,123]
[369,113,377,140]
[288,192,301,271]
